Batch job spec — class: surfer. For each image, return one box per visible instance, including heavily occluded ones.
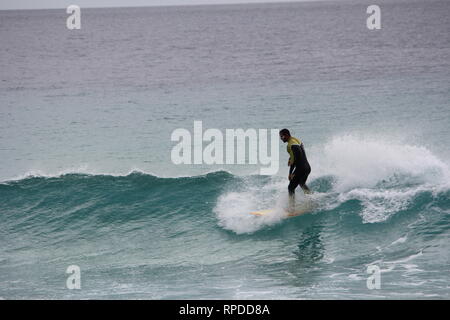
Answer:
[279,128,311,211]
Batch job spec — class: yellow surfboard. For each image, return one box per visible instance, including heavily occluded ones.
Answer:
[250,206,311,218]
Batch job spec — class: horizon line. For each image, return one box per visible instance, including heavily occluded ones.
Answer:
[0,0,336,12]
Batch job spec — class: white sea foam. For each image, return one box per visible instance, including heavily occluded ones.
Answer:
[214,182,286,234]
[310,134,450,192]
[310,134,450,223]
[338,186,427,223]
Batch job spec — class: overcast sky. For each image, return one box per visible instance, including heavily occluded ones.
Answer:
[0,0,328,10]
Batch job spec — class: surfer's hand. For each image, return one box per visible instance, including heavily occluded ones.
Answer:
[288,160,292,166]
[288,174,294,181]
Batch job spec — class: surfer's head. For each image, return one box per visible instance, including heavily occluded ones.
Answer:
[279,128,290,143]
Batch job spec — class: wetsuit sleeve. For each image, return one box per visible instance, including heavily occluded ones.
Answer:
[290,144,303,175]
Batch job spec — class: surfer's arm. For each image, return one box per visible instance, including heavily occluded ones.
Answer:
[287,145,294,166]
[289,148,297,177]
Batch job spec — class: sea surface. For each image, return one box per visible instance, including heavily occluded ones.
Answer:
[0,0,449,299]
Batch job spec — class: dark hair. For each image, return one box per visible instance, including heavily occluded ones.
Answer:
[279,128,290,136]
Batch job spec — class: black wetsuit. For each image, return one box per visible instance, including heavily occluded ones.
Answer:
[288,142,311,195]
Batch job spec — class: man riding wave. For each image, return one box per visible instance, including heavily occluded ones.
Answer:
[279,128,311,212]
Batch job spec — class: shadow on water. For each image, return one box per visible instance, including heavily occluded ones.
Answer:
[281,222,327,292]
[293,224,324,266]
[260,213,329,292]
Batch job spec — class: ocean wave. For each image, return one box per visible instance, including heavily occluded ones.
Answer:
[1,135,449,236]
